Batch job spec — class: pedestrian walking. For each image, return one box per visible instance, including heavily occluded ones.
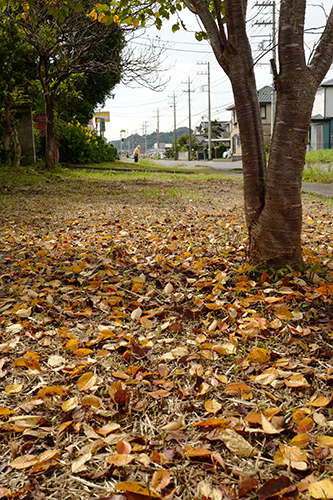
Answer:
[133,145,140,162]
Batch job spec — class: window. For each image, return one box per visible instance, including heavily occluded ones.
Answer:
[232,110,237,124]
[260,105,266,119]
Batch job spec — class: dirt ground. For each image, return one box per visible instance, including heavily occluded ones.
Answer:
[1,174,333,500]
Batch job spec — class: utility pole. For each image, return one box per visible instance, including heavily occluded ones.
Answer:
[142,123,147,156]
[157,109,160,149]
[198,61,212,160]
[254,1,277,138]
[183,77,194,161]
[142,122,148,156]
[145,122,148,156]
[170,92,177,160]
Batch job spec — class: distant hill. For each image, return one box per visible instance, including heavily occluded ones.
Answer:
[110,127,191,152]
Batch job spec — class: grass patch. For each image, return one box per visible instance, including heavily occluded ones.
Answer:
[0,162,238,195]
[305,149,333,165]
[66,168,236,183]
[0,163,63,193]
[303,164,333,184]
[66,158,201,175]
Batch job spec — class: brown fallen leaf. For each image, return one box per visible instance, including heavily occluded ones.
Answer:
[220,429,257,458]
[257,476,296,500]
[151,469,170,493]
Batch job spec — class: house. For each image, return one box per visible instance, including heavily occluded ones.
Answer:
[309,78,333,150]
[226,85,273,159]
[193,120,230,146]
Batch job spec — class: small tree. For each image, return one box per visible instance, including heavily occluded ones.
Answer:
[0,20,36,166]
[2,0,165,168]
[177,134,199,153]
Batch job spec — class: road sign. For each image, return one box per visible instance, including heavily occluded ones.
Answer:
[95,111,110,122]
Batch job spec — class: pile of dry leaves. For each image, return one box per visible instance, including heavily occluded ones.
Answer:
[1,174,333,500]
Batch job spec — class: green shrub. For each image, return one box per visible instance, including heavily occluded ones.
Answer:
[305,149,333,165]
[58,121,117,164]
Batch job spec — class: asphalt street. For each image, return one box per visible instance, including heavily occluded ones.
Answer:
[151,158,333,198]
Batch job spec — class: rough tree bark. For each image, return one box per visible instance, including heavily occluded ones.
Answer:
[189,0,333,269]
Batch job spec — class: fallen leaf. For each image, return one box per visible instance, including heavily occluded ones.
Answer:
[257,476,296,500]
[77,371,97,391]
[5,383,23,394]
[61,396,79,412]
[247,348,270,363]
[204,399,222,414]
[116,440,132,455]
[274,443,308,470]
[72,452,92,473]
[164,283,173,294]
[309,478,333,499]
[106,454,134,466]
[151,469,170,493]
[261,414,282,434]
[220,429,257,457]
[115,482,160,498]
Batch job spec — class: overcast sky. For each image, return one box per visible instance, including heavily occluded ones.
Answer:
[101,1,333,143]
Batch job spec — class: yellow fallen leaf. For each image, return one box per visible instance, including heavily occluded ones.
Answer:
[106,454,134,466]
[73,348,93,357]
[0,407,15,415]
[81,395,102,408]
[10,454,39,469]
[309,478,333,499]
[115,481,160,497]
[204,399,222,414]
[247,348,270,363]
[77,372,97,391]
[212,342,236,355]
[61,396,78,412]
[274,443,308,470]
[5,384,23,394]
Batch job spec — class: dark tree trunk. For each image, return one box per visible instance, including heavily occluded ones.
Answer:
[45,93,56,169]
[190,0,333,269]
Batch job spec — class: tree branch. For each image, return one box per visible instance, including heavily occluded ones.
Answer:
[278,0,307,74]
[308,6,333,86]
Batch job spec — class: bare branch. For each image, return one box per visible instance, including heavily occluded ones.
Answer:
[308,6,333,85]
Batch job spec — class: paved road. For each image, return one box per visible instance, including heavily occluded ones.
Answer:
[151,158,333,198]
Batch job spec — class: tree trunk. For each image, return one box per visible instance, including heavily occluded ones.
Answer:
[45,93,56,168]
[190,0,333,269]
[12,128,21,167]
[1,133,12,165]
[2,97,13,165]
[247,76,317,268]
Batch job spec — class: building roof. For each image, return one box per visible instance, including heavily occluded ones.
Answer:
[311,114,333,121]
[257,85,272,103]
[320,78,333,87]
[226,85,272,110]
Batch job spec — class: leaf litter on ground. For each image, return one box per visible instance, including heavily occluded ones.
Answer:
[1,173,333,499]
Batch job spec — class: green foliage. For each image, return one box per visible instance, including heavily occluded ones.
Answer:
[0,19,37,163]
[302,164,333,184]
[58,121,117,164]
[305,149,333,165]
[177,134,199,152]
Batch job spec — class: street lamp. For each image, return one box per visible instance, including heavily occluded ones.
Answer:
[120,129,125,160]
